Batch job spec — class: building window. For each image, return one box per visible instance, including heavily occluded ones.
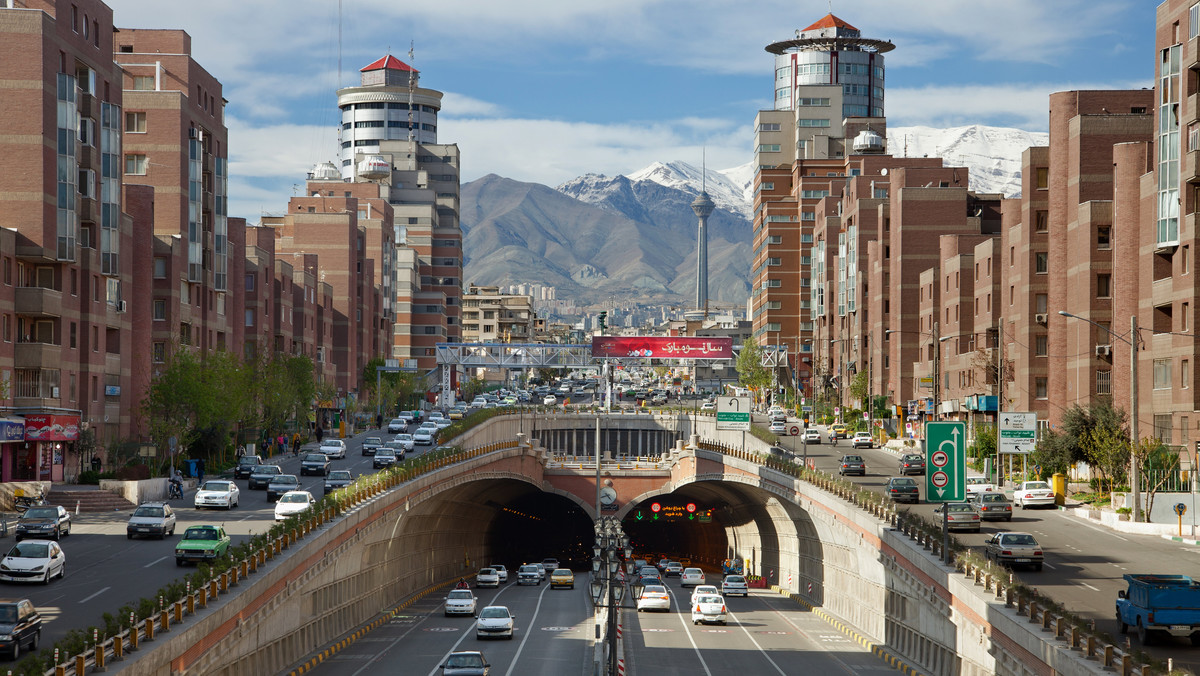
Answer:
[757,144,781,153]
[124,112,146,133]
[91,325,98,352]
[767,236,782,244]
[1035,167,1048,189]
[1097,273,1111,298]
[1035,335,1048,356]
[1035,252,1048,274]
[69,322,76,349]
[1184,358,1191,389]
[153,258,166,279]
[1035,210,1048,232]
[758,122,781,132]
[124,154,147,175]
[245,273,255,291]
[131,75,155,91]
[1035,377,1047,399]
[153,300,166,321]
[1154,358,1173,389]
[152,342,165,363]
[1097,370,1111,396]
[244,309,254,327]
[1191,2,1200,39]
[1036,293,1048,314]
[1097,226,1111,249]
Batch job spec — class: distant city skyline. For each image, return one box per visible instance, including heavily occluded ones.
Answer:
[105,0,1153,219]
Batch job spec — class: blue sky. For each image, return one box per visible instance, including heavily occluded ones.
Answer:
[106,0,1155,220]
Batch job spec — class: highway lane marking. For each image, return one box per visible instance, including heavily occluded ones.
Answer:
[1041,562,1056,570]
[502,581,551,676]
[78,586,110,604]
[720,609,787,672]
[664,586,713,676]
[754,593,871,675]
[143,556,170,568]
[1072,518,1128,542]
[422,582,523,676]
[1078,582,1101,592]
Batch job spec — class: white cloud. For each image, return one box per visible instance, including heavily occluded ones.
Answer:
[441,93,505,118]
[438,117,747,186]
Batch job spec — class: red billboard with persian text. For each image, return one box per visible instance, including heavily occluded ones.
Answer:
[590,336,733,359]
[24,414,81,441]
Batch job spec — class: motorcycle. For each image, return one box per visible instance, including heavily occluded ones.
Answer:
[167,480,183,500]
[13,488,45,514]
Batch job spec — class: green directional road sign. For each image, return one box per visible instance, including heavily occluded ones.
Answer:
[925,421,966,502]
[716,396,752,431]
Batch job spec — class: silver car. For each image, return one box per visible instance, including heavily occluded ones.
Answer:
[984,531,1044,570]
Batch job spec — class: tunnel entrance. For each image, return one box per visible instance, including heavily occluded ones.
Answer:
[484,484,594,570]
[621,491,730,570]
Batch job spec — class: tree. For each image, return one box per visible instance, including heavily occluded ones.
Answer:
[1029,430,1074,479]
[735,339,772,406]
[1140,437,1178,518]
[848,370,869,408]
[1082,424,1129,493]
[1056,400,1128,470]
[971,424,997,465]
[461,377,487,402]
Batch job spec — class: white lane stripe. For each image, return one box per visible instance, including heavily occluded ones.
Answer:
[726,607,787,675]
[424,582,519,676]
[664,586,713,676]
[143,556,169,569]
[349,593,446,676]
[504,581,552,676]
[79,586,111,604]
[1078,582,1100,592]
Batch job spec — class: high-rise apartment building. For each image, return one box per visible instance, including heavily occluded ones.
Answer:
[114,29,238,359]
[460,286,536,344]
[0,0,134,481]
[336,56,463,375]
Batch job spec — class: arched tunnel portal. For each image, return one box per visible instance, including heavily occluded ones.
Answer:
[402,473,824,587]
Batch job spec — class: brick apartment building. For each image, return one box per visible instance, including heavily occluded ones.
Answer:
[0,0,132,482]
[754,5,1200,463]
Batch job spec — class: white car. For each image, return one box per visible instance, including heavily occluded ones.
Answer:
[386,419,406,434]
[543,395,558,405]
[851,432,874,449]
[1014,481,1056,508]
[319,439,347,459]
[392,434,415,451]
[690,584,720,605]
[475,605,515,640]
[488,564,508,583]
[0,540,66,584]
[476,567,500,588]
[966,476,998,495]
[413,429,435,445]
[680,567,705,587]
[636,584,671,612]
[803,429,821,444]
[194,480,240,509]
[471,397,488,408]
[444,589,478,616]
[700,401,715,411]
[274,490,315,521]
[721,574,748,597]
[768,421,787,434]
[690,594,727,625]
[434,419,453,430]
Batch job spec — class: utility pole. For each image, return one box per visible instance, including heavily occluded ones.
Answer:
[933,322,940,424]
[1130,314,1141,522]
[996,321,1004,487]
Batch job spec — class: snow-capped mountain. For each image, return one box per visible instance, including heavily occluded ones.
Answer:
[558,125,1046,218]
[886,125,1048,197]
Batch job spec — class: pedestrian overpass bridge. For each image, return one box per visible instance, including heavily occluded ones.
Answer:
[123,412,1118,676]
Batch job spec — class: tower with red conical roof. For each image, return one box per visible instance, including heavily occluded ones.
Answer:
[765,13,893,118]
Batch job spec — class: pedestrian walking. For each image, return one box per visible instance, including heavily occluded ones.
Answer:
[196,457,206,483]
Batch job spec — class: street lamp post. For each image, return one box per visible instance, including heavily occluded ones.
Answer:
[1059,311,1142,521]
[591,516,634,676]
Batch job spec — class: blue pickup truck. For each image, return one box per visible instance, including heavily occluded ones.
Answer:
[1116,574,1200,645]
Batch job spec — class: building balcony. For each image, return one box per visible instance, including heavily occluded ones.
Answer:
[14,340,62,369]
[14,286,62,317]
[79,195,99,224]
[78,144,98,171]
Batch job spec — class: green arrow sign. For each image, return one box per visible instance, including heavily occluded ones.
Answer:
[925,422,966,502]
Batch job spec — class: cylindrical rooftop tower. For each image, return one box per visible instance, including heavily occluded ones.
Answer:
[336,55,444,180]
[766,14,894,119]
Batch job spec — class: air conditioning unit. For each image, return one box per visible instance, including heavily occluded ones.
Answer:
[51,387,59,398]
[116,300,126,312]
[1034,313,1048,325]
[1095,345,1112,358]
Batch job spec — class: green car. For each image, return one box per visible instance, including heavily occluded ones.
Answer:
[175,525,230,566]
